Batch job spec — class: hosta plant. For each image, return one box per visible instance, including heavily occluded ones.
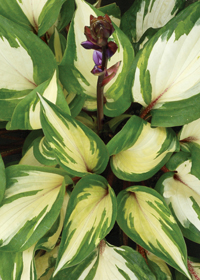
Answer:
[1,0,200,279]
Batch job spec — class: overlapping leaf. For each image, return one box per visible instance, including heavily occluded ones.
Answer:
[179,117,200,179]
[129,2,200,126]
[59,0,134,116]
[7,70,70,130]
[53,240,156,280]
[107,115,179,181]
[38,94,109,177]
[146,251,172,279]
[0,0,66,36]
[0,244,37,280]
[156,153,200,244]
[117,185,191,279]
[121,0,184,44]
[0,16,57,121]
[54,174,117,275]
[0,165,70,251]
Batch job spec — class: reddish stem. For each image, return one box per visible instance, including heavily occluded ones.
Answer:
[188,260,200,280]
[137,245,148,264]
[97,46,107,134]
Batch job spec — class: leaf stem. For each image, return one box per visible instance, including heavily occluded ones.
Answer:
[97,46,107,133]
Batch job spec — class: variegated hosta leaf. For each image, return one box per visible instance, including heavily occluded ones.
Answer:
[54,174,117,275]
[130,2,200,127]
[0,155,6,203]
[32,136,58,166]
[49,29,67,64]
[156,155,200,244]
[38,94,109,177]
[36,191,71,251]
[0,16,57,121]
[146,250,172,280]
[19,145,45,167]
[53,240,156,280]
[59,0,134,117]
[121,0,184,44]
[179,118,200,179]
[7,70,70,130]
[0,0,65,36]
[117,185,191,279]
[0,165,70,251]
[35,246,59,280]
[0,244,37,280]
[107,115,179,181]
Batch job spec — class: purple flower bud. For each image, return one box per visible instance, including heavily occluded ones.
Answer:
[84,14,115,48]
[93,51,102,66]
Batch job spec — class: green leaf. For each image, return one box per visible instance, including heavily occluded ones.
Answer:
[117,185,191,279]
[130,2,200,126]
[0,16,57,121]
[0,155,6,203]
[0,0,66,36]
[7,70,70,130]
[56,0,75,32]
[59,0,134,116]
[179,118,200,179]
[48,29,67,63]
[54,174,117,274]
[0,244,37,280]
[0,165,69,251]
[107,115,179,181]
[99,3,121,27]
[121,0,185,44]
[146,251,172,280]
[53,240,156,280]
[38,94,109,177]
[156,157,200,244]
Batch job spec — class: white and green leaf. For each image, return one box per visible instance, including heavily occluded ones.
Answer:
[130,3,200,126]
[32,136,58,167]
[0,165,69,251]
[59,0,134,116]
[36,191,71,252]
[54,174,117,275]
[0,16,57,121]
[7,70,70,130]
[38,94,109,177]
[107,115,179,181]
[35,246,59,280]
[117,185,191,279]
[53,240,156,280]
[0,243,37,280]
[0,0,65,36]
[156,156,200,244]
[121,0,184,44]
